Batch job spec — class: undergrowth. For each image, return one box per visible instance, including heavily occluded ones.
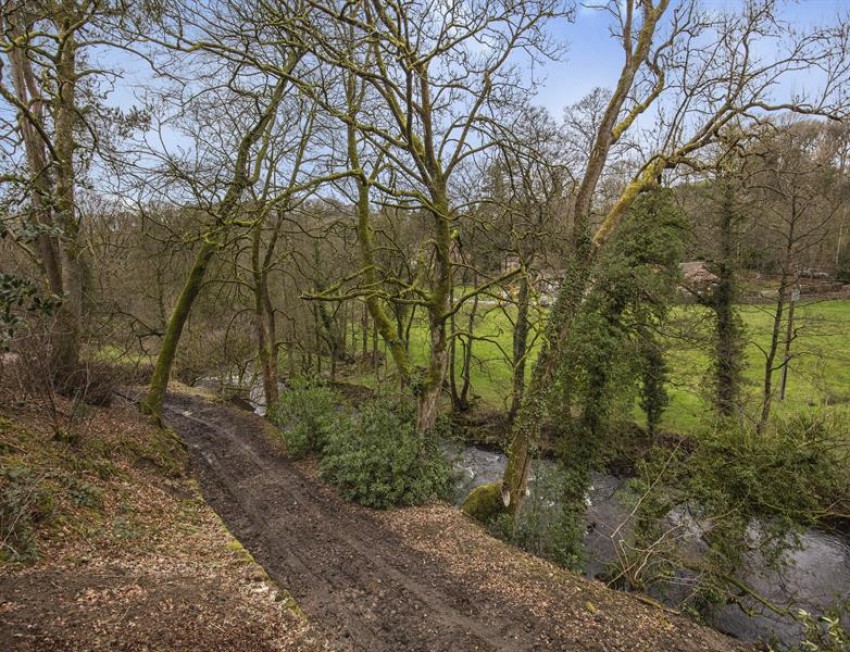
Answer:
[271,380,451,509]
[268,376,340,457]
[0,393,188,566]
[320,398,451,509]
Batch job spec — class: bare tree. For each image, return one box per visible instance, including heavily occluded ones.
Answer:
[130,0,303,419]
[747,120,843,432]
[0,0,132,379]
[472,105,571,418]
[275,0,569,432]
[496,0,850,517]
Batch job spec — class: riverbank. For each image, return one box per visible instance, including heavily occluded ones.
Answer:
[451,445,850,648]
[1,383,746,651]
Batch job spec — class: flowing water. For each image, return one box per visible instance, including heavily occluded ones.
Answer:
[449,445,850,648]
[200,373,850,647]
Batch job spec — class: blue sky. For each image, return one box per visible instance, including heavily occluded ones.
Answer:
[103,1,849,131]
[531,0,849,115]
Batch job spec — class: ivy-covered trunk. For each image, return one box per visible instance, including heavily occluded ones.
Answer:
[711,180,745,418]
[502,255,594,515]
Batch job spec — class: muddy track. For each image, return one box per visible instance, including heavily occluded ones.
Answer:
[163,393,550,652]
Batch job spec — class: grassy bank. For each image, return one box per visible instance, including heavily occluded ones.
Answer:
[338,299,850,431]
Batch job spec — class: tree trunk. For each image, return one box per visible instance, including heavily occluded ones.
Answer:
[449,275,477,413]
[7,42,64,298]
[143,77,287,421]
[758,285,786,434]
[778,298,796,401]
[758,198,798,434]
[251,219,279,410]
[712,180,745,418]
[495,1,671,518]
[52,9,83,381]
[502,255,593,515]
[458,292,479,410]
[509,272,531,420]
[348,120,414,385]
[449,287,459,407]
[144,241,216,421]
[6,9,82,379]
[415,315,449,434]
[361,305,368,357]
[415,184,453,434]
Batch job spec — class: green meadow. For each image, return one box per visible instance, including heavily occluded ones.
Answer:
[344,299,850,433]
[663,300,850,430]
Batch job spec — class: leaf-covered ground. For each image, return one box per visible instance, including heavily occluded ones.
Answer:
[0,385,328,651]
[1,383,748,650]
[165,391,747,651]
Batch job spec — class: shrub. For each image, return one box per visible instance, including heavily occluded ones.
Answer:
[621,411,850,613]
[0,464,55,563]
[320,399,450,509]
[269,377,341,458]
[791,603,850,652]
[484,460,588,572]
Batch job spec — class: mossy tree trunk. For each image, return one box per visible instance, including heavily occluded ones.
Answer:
[341,69,415,387]
[144,240,216,421]
[509,271,531,421]
[415,182,453,435]
[5,4,84,380]
[251,216,282,410]
[143,77,288,421]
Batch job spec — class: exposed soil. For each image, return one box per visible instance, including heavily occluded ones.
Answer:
[162,392,747,652]
[0,387,326,652]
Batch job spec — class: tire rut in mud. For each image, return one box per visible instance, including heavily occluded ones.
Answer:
[163,393,544,652]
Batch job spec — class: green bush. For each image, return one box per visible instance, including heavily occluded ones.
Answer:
[320,399,450,509]
[622,411,850,609]
[269,377,341,458]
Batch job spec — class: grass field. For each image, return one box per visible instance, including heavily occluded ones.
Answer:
[663,301,850,431]
[342,299,850,433]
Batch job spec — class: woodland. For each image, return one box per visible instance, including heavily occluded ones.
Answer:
[2,1,850,650]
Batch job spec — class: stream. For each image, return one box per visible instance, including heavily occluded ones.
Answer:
[199,374,849,647]
[449,446,850,649]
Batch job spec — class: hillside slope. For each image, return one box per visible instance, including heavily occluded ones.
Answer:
[165,391,745,652]
[0,386,327,651]
[1,385,746,651]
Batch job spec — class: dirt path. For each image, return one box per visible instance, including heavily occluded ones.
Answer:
[163,393,742,652]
